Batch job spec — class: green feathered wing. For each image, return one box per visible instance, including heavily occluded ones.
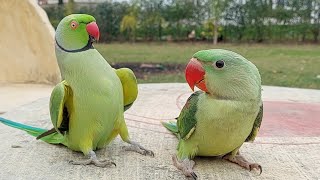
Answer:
[246,104,263,142]
[162,91,201,140]
[48,81,71,135]
[0,81,72,145]
[115,68,138,111]
[163,91,263,143]
[36,81,72,144]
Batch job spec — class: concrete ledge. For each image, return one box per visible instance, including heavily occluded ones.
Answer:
[0,83,319,179]
[0,84,53,113]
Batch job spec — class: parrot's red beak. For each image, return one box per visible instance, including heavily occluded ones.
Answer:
[185,58,208,92]
[86,22,100,41]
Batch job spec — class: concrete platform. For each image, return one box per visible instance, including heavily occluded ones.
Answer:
[0,84,53,114]
[0,83,319,179]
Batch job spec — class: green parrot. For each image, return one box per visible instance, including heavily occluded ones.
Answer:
[162,49,263,179]
[0,14,153,167]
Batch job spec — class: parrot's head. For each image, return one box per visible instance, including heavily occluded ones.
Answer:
[55,14,100,51]
[185,49,261,100]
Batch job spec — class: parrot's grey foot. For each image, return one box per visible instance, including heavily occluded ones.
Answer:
[223,154,262,174]
[125,140,155,157]
[69,151,116,168]
[172,155,197,180]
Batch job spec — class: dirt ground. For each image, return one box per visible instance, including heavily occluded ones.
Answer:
[111,62,185,79]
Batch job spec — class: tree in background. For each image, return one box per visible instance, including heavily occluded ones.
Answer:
[120,14,138,42]
[65,0,74,15]
[120,3,139,42]
[311,0,320,42]
[42,0,320,43]
[210,0,231,44]
[94,2,129,42]
[138,0,166,41]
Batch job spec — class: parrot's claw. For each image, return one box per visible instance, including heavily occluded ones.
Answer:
[125,140,155,157]
[69,150,116,168]
[190,172,198,180]
[172,155,197,180]
[69,159,116,168]
[249,163,262,174]
[223,154,262,174]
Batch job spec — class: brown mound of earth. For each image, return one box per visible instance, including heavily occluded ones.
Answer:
[0,0,60,84]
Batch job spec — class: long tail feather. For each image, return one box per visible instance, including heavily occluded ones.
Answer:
[161,120,179,137]
[0,117,64,144]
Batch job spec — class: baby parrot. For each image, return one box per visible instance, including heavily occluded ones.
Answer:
[162,49,263,179]
[0,14,153,167]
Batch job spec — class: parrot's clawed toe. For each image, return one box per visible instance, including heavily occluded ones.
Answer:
[69,158,116,167]
[189,172,198,180]
[249,163,262,174]
[92,159,116,167]
[125,140,155,157]
[172,155,197,179]
[69,150,116,168]
[224,154,262,175]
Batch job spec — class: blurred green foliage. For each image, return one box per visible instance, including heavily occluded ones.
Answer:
[43,0,320,43]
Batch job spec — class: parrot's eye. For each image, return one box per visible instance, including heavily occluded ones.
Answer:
[70,21,79,30]
[214,60,225,69]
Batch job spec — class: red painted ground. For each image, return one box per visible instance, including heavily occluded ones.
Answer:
[126,94,320,138]
[259,101,320,137]
[176,93,320,137]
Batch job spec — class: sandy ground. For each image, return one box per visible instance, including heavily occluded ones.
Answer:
[0,83,319,179]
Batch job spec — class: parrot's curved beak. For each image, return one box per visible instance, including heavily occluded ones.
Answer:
[86,22,100,41]
[185,58,208,92]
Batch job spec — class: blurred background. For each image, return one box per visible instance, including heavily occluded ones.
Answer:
[39,0,320,88]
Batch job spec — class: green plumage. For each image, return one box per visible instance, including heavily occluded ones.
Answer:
[0,117,46,136]
[161,121,178,135]
[246,104,263,142]
[0,117,64,144]
[176,91,200,140]
[0,14,140,158]
[163,49,263,160]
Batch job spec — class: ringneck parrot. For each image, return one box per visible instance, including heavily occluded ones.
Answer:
[0,14,153,167]
[162,49,263,179]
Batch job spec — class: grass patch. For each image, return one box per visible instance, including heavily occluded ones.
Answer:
[96,42,320,89]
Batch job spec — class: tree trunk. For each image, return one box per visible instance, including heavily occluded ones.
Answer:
[65,0,74,15]
[158,20,162,41]
[131,28,135,43]
[213,19,218,45]
[313,28,319,43]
